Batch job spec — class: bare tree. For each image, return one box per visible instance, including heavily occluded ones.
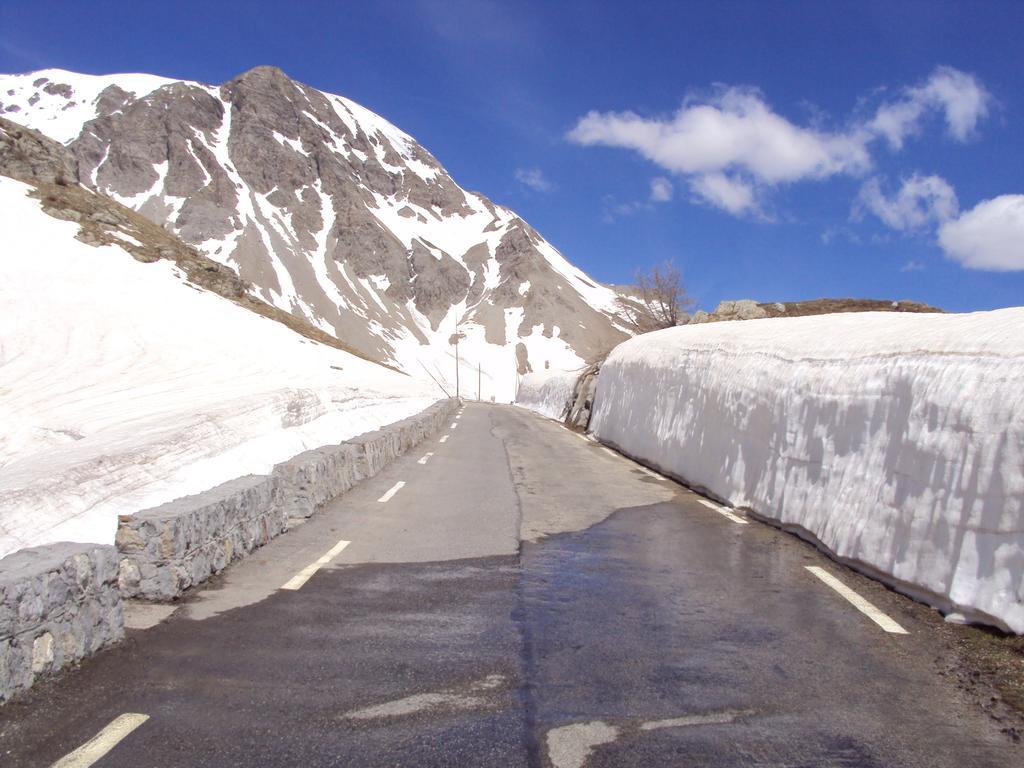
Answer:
[616,260,694,332]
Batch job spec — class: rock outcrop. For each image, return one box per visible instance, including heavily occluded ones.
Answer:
[690,297,943,324]
[0,116,401,368]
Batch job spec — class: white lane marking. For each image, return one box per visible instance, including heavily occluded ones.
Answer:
[570,431,666,479]
[640,709,752,731]
[439,434,449,443]
[51,713,150,768]
[341,674,506,720]
[546,721,620,768]
[418,452,434,465]
[281,539,351,591]
[451,422,458,429]
[574,434,672,482]
[696,498,748,525]
[377,481,406,503]
[805,566,908,634]
[455,414,461,420]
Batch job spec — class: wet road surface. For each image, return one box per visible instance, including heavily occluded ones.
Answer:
[0,403,1018,766]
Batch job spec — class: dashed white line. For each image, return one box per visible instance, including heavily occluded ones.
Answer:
[696,498,748,525]
[450,422,458,429]
[51,713,150,768]
[573,434,671,482]
[640,709,753,731]
[805,566,908,634]
[439,434,449,443]
[377,480,406,503]
[418,452,434,465]
[281,539,351,591]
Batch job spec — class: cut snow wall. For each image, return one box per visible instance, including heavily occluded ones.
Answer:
[0,543,123,703]
[515,369,583,421]
[589,310,1024,633]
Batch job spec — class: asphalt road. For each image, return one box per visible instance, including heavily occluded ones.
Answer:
[0,403,1018,766]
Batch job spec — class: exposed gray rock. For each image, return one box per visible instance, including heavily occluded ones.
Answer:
[565,362,601,430]
[0,543,123,703]
[692,297,944,325]
[0,116,79,184]
[690,310,711,324]
[0,65,632,372]
[42,82,73,99]
[515,342,533,375]
[410,240,471,328]
[712,299,768,321]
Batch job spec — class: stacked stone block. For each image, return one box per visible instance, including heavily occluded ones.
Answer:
[272,443,361,520]
[0,543,123,703]
[116,474,283,600]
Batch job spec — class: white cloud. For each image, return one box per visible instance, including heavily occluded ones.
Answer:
[568,87,870,189]
[820,226,861,246]
[938,195,1024,271]
[649,177,673,202]
[514,167,554,192]
[600,196,649,222]
[689,173,759,216]
[855,174,958,231]
[901,260,926,272]
[869,66,992,150]
[567,66,991,219]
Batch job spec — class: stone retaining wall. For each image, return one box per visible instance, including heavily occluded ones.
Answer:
[116,474,284,600]
[273,443,362,521]
[116,398,459,601]
[1,398,459,702]
[0,543,123,703]
[347,402,455,478]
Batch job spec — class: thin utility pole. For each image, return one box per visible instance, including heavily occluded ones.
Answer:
[454,321,460,399]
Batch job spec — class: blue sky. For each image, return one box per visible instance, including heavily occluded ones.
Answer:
[2,0,1022,312]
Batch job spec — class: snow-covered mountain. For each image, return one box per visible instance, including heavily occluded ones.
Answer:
[0,67,630,401]
[0,171,440,558]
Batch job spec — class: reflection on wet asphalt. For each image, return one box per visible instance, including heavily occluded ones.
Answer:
[1,405,1017,767]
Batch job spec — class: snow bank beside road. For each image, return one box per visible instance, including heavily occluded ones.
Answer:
[0,178,437,558]
[589,311,1024,632]
[515,369,582,421]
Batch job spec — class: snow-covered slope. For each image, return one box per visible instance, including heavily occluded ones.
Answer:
[515,369,582,421]
[589,311,1024,633]
[0,67,630,402]
[0,177,438,558]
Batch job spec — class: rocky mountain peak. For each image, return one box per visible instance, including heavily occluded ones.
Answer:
[0,66,630,400]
